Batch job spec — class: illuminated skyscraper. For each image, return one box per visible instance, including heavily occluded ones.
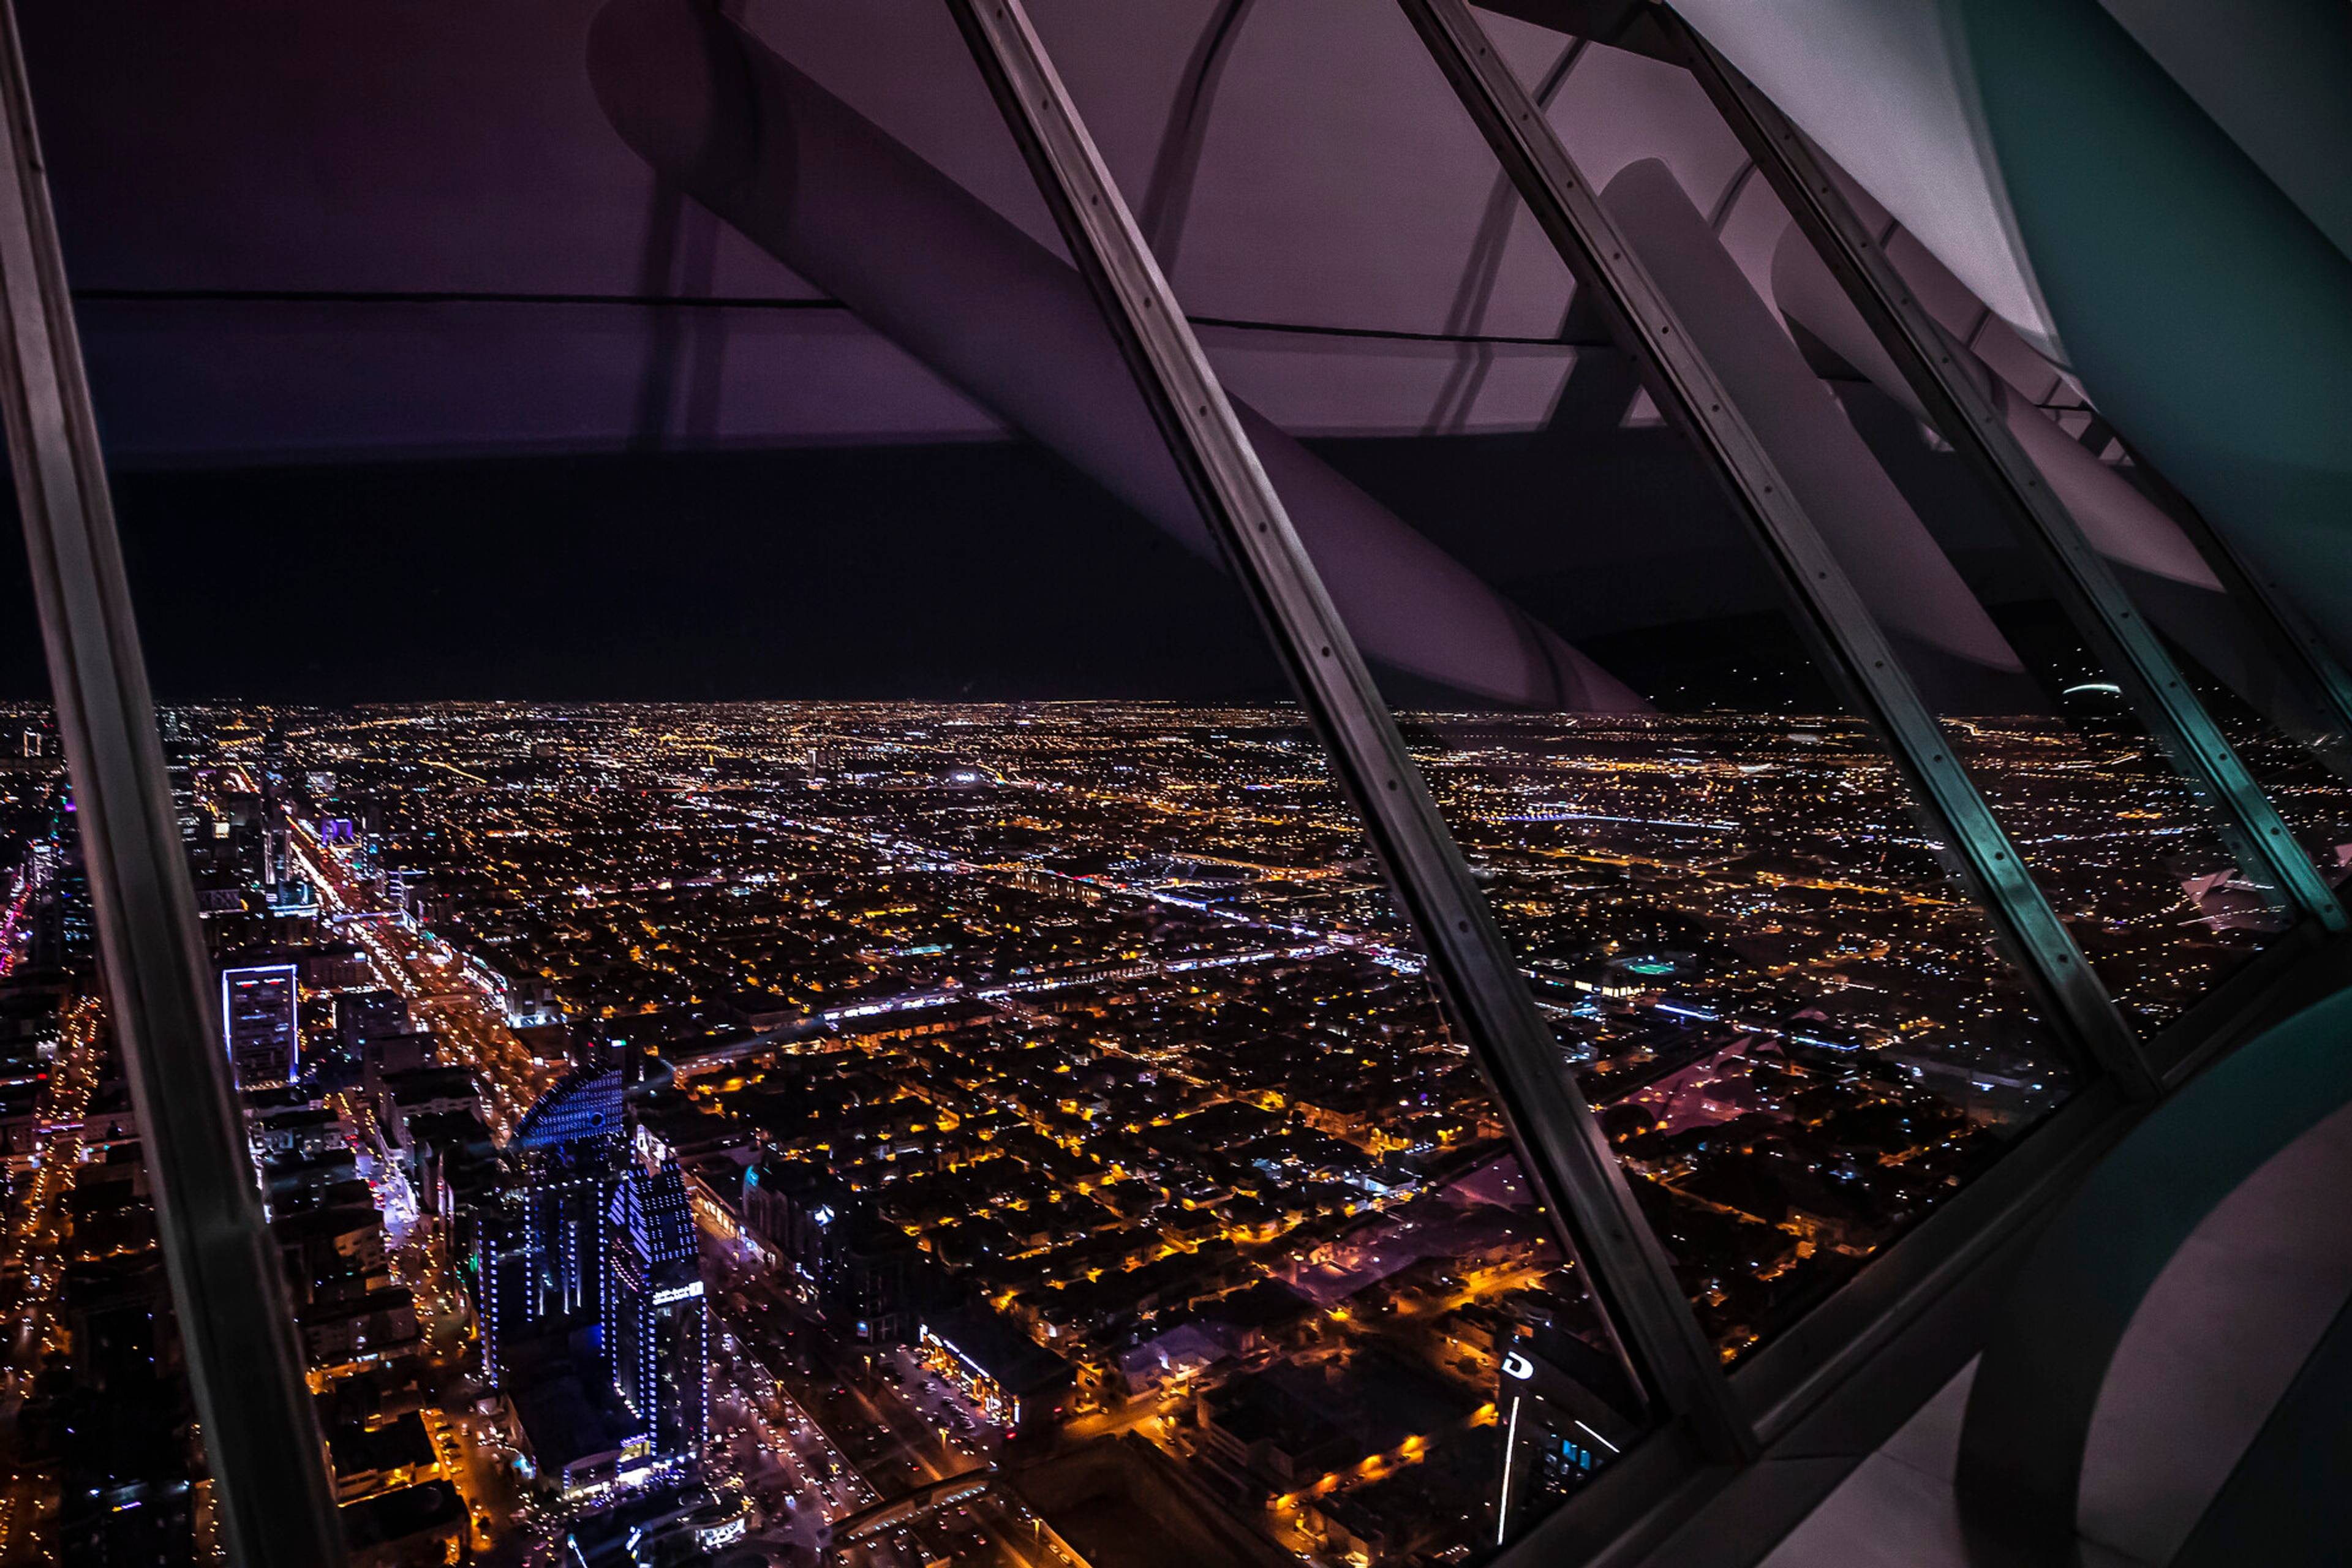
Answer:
[467,1066,627,1387]
[603,1125,706,1467]
[29,806,91,972]
[219,962,298,1086]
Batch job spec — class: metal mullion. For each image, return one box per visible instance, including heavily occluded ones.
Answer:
[1670,19,2348,937]
[0,5,346,1564]
[1397,0,2158,1097]
[941,0,1755,1460]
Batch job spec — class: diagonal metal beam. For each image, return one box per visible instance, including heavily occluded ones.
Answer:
[1396,0,2161,1097]
[1668,16,2348,940]
[940,0,1755,1461]
[0,4,347,1563]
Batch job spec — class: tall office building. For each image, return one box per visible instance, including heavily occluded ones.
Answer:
[603,1125,706,1465]
[465,1065,705,1471]
[28,810,92,973]
[466,1066,627,1387]
[218,962,299,1086]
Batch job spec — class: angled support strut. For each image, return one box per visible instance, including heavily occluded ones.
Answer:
[0,5,345,1562]
[1396,0,2161,1096]
[1670,17,2347,940]
[943,0,1755,1464]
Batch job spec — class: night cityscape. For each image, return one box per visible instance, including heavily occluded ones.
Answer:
[0,1,2345,1565]
[0,696,2325,1566]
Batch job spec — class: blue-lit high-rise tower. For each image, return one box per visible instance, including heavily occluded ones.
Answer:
[604,1125,706,1465]
[466,1066,627,1388]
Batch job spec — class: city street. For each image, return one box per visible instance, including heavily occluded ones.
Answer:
[276,806,562,1134]
[707,1263,1078,1568]
[0,998,99,1564]
[0,998,100,1392]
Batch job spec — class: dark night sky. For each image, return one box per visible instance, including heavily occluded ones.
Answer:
[2,435,1321,706]
[24,440,1289,706]
[0,425,1826,709]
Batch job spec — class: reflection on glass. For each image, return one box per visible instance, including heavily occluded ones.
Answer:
[2220,707,2352,885]
[1072,15,2098,1373]
[1838,381,2306,1025]
[2093,485,2352,888]
[1170,210,2117,1364]
[1780,172,2311,1028]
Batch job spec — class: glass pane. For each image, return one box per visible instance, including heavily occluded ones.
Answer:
[58,0,2335,1556]
[1762,148,2307,1028]
[2078,464,2352,888]
[103,347,1645,1568]
[1033,6,2087,1401]
[2213,695,2352,885]
[1833,396,2298,1027]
